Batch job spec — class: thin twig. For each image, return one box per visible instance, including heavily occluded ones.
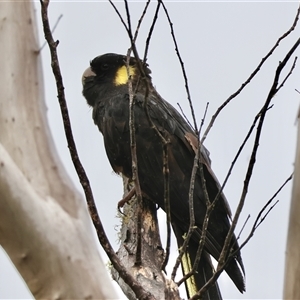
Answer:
[201,4,300,144]
[123,1,143,267]
[160,3,217,287]
[40,1,154,299]
[192,37,300,300]
[240,173,293,250]
[122,0,153,268]
[277,56,298,91]
[210,103,272,220]
[189,104,213,277]
[236,214,250,241]
[160,0,198,133]
[212,111,261,209]
[124,0,132,39]
[133,0,151,43]
[177,102,194,129]
[119,0,173,272]
[125,50,143,266]
[176,103,211,287]
[108,0,129,32]
[143,1,161,63]
[172,146,198,282]
[199,103,209,133]
[216,173,292,267]
[157,0,204,284]
[122,0,172,274]
[218,37,300,270]
[38,14,63,53]
[191,174,293,300]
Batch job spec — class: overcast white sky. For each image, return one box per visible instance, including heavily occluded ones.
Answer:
[1,1,300,299]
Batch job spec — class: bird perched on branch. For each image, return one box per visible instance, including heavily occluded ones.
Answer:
[82,53,245,299]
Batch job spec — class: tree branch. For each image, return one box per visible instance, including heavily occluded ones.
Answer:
[40,1,156,299]
[192,37,300,300]
[201,4,300,143]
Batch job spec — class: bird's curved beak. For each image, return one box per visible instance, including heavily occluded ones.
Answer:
[82,67,96,85]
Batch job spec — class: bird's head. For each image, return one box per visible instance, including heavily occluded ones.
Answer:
[82,53,151,107]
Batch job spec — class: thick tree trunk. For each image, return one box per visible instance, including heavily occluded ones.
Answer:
[283,109,300,299]
[0,1,117,299]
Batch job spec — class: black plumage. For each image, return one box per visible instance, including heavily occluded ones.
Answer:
[82,53,245,299]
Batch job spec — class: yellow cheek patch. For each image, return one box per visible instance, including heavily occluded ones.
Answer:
[114,65,136,86]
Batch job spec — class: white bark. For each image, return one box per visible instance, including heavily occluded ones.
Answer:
[0,1,117,299]
[283,109,300,300]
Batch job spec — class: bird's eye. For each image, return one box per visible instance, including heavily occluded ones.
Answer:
[101,63,109,70]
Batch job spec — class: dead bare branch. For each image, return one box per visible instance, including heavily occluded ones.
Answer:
[143,1,161,63]
[125,51,143,266]
[160,0,198,133]
[133,0,151,43]
[38,13,62,53]
[40,1,155,299]
[239,173,293,251]
[177,102,194,129]
[176,103,210,287]
[217,37,300,290]
[277,57,298,91]
[201,4,300,144]
[191,37,300,300]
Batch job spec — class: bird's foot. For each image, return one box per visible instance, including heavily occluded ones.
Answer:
[118,186,136,208]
